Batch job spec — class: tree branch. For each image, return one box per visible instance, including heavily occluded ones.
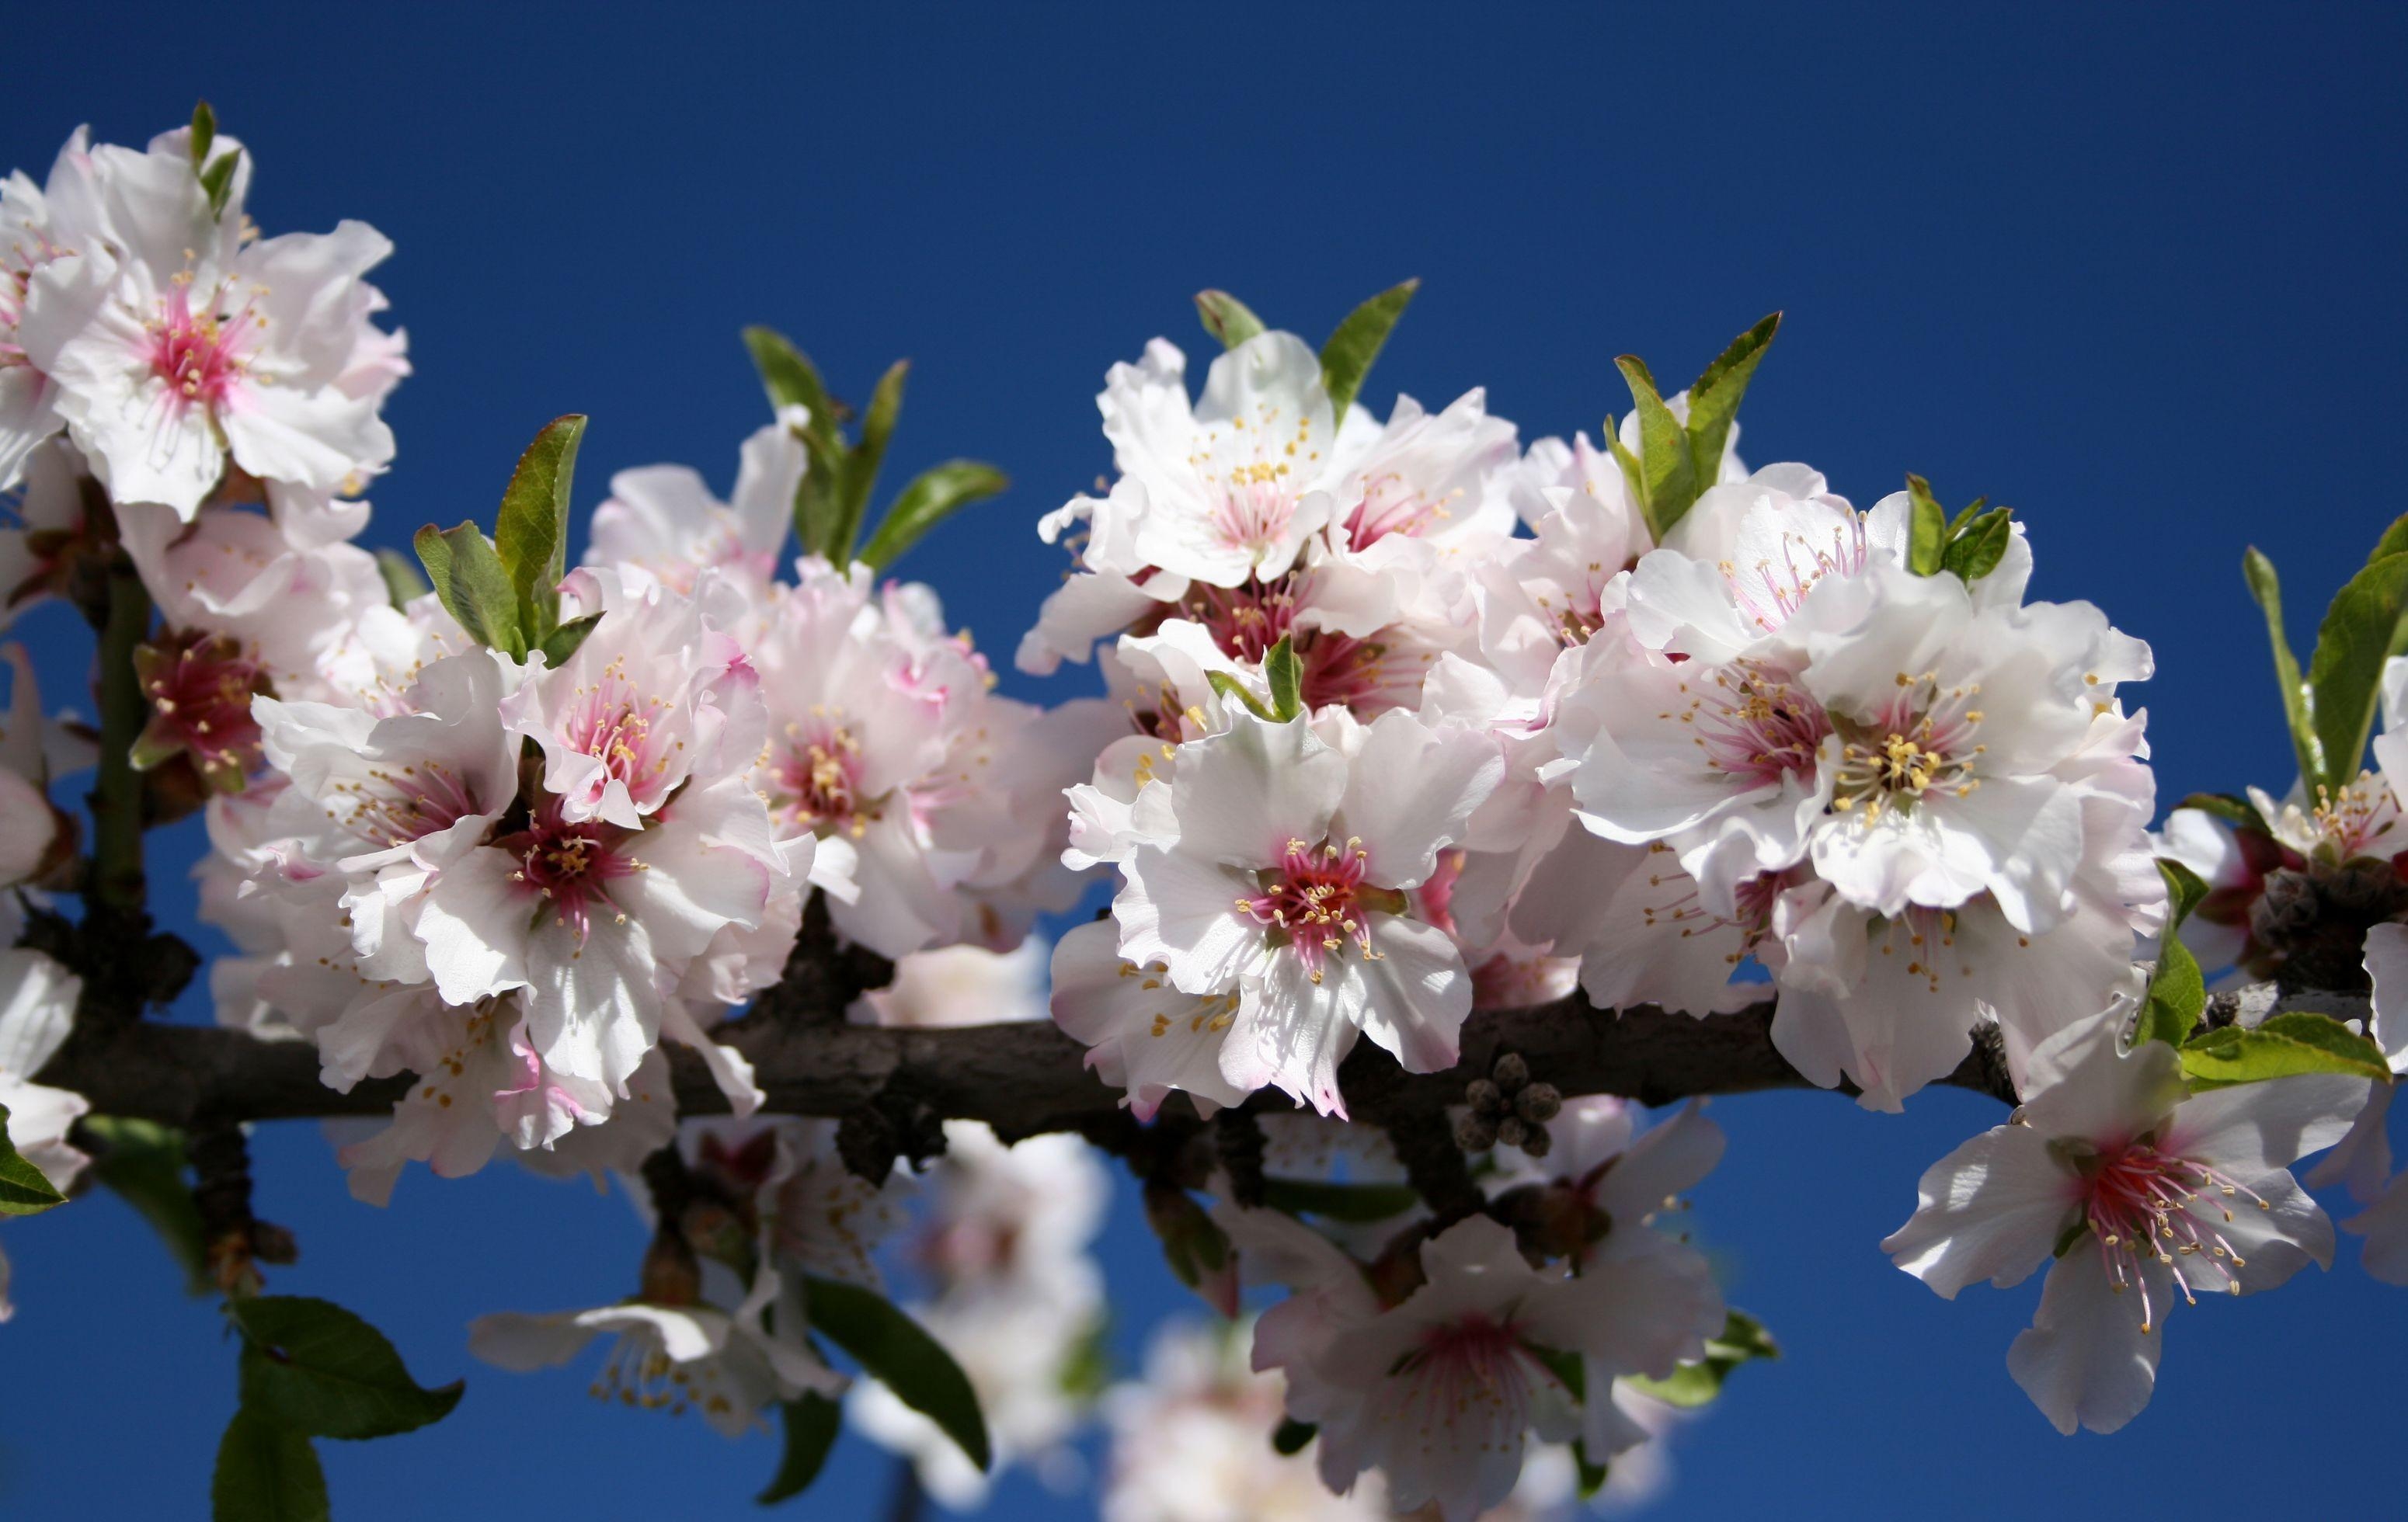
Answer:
[37,982,2048,1138]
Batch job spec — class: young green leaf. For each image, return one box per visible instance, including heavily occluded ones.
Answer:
[2133,860,2211,1048]
[1271,1418,1317,1456]
[373,547,431,610]
[1904,475,1948,576]
[804,1275,991,1472]
[228,1295,465,1440]
[0,1100,68,1214]
[1615,355,1696,543]
[2179,1011,2392,1090]
[2368,513,2408,565]
[82,1116,209,1292]
[1624,1309,1778,1408]
[743,326,847,554]
[1320,278,1418,422]
[1263,635,1303,721]
[1206,670,1280,724]
[535,611,604,668]
[190,101,217,170]
[492,415,588,643]
[828,359,910,565]
[1682,311,1780,493]
[1194,290,1267,350]
[2242,547,2323,787]
[756,1392,844,1505]
[831,360,909,563]
[2302,551,2408,795]
[858,461,1010,569]
[413,523,524,658]
[200,147,243,218]
[1942,506,2016,583]
[1572,1440,1610,1498]
[2173,791,2268,832]
[1258,1175,1422,1223]
[213,1409,329,1522]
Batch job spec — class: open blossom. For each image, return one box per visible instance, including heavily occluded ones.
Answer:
[1101,708,1501,1116]
[1227,1210,1591,1522]
[18,123,400,518]
[586,408,808,597]
[1882,1004,2367,1433]
[854,1123,1108,1507]
[0,942,88,1322]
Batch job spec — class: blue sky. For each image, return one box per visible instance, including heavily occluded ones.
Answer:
[4,3,2406,1517]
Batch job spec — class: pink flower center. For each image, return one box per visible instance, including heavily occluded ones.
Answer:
[147,281,256,411]
[1831,672,1984,822]
[1717,512,1870,634]
[329,755,485,850]
[1181,575,1413,714]
[135,629,268,787]
[1342,471,1453,550]
[1241,836,1383,981]
[1679,662,1832,791]
[1630,858,1795,965]
[499,805,635,940]
[559,660,677,811]
[1390,1313,1551,1434]
[771,715,875,837]
[2083,1142,2266,1331]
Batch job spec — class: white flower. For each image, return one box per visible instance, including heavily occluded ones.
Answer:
[1881,1004,2367,1433]
[586,408,807,596]
[0,944,89,1323]
[1241,1212,1587,1522]
[0,130,109,490]
[471,1286,839,1440]
[855,938,1049,1028]
[853,1123,1107,1508]
[1110,709,1502,1115]
[19,126,399,517]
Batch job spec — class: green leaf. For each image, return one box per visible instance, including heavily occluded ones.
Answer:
[1599,412,1648,516]
[1905,475,1947,576]
[491,415,587,644]
[1271,1417,1317,1457]
[213,1409,329,1522]
[1320,279,1418,422]
[804,1274,990,1472]
[2242,547,2323,787]
[1625,1310,1778,1409]
[1259,1175,1421,1222]
[2368,514,2408,565]
[200,147,242,219]
[2135,860,2211,1048]
[535,611,603,668]
[1942,507,2015,583]
[414,523,524,658]
[858,461,1009,570]
[1571,1440,1610,1497]
[2180,1011,2392,1090]
[2174,791,2267,833]
[82,1117,208,1293]
[0,1100,67,1214]
[1207,670,1279,724]
[831,360,908,563]
[756,1392,843,1506]
[743,326,847,555]
[228,1295,465,1440]
[190,101,217,170]
[2303,551,2408,794]
[373,548,430,611]
[1681,312,1780,495]
[1263,635,1303,721]
[1194,290,1267,350]
[1615,356,1696,544]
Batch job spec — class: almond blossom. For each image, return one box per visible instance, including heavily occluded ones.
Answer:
[1883,1004,2367,1433]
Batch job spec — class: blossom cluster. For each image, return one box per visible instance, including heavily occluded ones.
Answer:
[3,111,2402,1522]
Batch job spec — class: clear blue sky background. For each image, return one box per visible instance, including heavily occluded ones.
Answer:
[4,4,2405,1518]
